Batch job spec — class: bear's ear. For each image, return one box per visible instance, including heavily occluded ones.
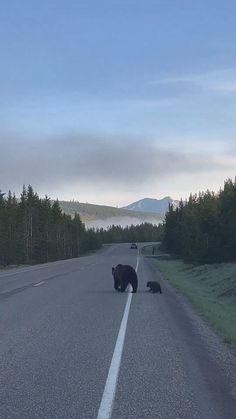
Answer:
[146,282,149,287]
[112,267,115,274]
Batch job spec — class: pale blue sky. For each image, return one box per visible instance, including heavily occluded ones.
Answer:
[1,1,236,205]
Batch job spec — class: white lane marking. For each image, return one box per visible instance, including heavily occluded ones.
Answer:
[135,249,140,272]
[97,292,132,419]
[97,254,139,419]
[0,257,84,279]
[33,281,45,287]
[0,265,53,278]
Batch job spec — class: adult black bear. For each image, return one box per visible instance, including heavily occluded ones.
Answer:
[112,264,138,293]
[146,281,162,294]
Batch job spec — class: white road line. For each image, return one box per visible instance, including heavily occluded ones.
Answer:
[97,292,132,419]
[0,265,52,278]
[33,281,45,287]
[0,257,83,279]
[97,254,140,419]
[135,249,140,272]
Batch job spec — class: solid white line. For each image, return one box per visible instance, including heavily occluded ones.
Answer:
[97,254,139,419]
[135,249,140,272]
[33,281,45,287]
[0,265,52,278]
[97,292,132,419]
[0,257,82,279]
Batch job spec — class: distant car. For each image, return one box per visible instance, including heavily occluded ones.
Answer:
[130,243,138,249]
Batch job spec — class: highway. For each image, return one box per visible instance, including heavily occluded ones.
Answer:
[0,244,236,418]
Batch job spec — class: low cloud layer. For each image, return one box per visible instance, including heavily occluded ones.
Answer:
[1,132,234,199]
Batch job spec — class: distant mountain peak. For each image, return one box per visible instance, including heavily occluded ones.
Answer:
[122,197,179,214]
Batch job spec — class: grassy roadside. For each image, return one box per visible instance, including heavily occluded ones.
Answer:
[142,245,236,352]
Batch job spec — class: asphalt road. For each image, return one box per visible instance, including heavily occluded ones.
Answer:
[0,244,236,418]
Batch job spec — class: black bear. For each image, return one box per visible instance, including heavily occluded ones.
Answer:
[146,281,162,294]
[112,264,138,293]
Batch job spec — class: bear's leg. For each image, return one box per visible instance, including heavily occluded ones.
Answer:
[114,279,121,291]
[119,282,128,292]
[131,280,138,293]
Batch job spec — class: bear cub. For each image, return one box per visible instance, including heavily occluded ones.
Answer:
[146,281,162,294]
[112,264,138,293]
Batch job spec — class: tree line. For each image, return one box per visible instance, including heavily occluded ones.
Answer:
[0,185,101,266]
[97,222,161,244]
[0,185,161,266]
[161,178,236,264]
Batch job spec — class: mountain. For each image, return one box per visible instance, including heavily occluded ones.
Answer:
[122,197,179,214]
[58,201,164,229]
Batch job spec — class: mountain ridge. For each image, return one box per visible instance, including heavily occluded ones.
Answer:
[122,196,179,214]
[58,200,164,229]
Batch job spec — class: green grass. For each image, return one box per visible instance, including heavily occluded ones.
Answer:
[143,246,236,351]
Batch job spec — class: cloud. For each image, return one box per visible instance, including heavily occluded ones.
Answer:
[150,68,236,94]
[0,132,235,198]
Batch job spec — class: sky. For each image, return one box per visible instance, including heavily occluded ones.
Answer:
[1,0,236,206]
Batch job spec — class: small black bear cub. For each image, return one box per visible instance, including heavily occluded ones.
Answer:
[112,264,138,293]
[146,281,162,294]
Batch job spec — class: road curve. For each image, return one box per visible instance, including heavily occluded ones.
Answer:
[0,244,235,418]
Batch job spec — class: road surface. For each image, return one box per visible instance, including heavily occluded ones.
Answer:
[0,244,236,418]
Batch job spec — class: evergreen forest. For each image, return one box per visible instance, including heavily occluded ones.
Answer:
[2,178,235,267]
[161,178,236,264]
[0,185,160,266]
